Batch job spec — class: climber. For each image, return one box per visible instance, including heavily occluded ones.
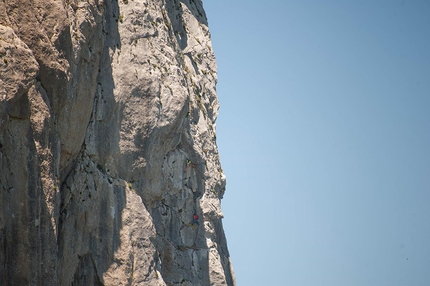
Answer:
[192,213,199,226]
[186,159,196,171]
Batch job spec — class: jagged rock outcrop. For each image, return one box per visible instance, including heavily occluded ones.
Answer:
[0,0,235,285]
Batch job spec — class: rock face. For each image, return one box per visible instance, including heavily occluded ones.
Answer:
[0,0,235,285]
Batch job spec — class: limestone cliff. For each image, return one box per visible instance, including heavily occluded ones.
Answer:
[0,0,235,285]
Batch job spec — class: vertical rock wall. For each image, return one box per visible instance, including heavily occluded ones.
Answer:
[0,0,235,285]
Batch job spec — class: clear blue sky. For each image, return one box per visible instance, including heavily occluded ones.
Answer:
[203,1,430,285]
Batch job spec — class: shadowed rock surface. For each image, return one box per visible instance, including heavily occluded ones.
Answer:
[0,0,235,285]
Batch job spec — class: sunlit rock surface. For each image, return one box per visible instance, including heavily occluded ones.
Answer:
[0,0,235,285]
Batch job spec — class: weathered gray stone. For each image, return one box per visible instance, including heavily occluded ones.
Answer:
[0,0,234,285]
[0,25,39,132]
